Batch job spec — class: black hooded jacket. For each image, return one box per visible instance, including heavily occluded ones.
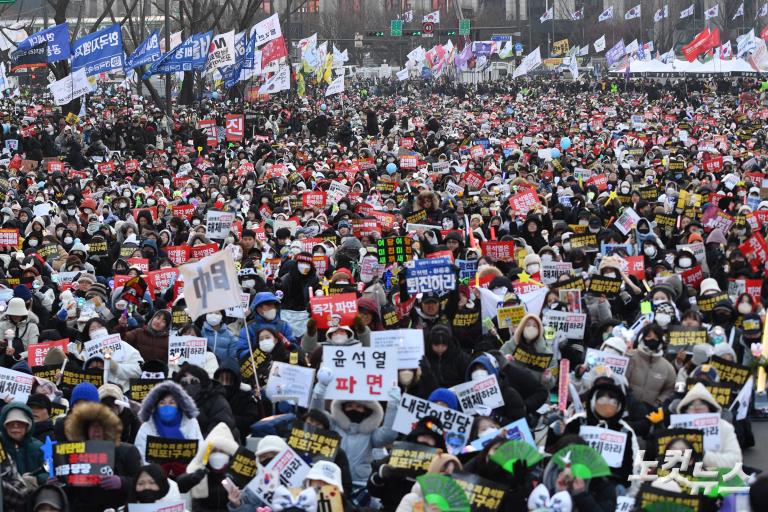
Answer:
[177,364,238,439]
[214,358,263,442]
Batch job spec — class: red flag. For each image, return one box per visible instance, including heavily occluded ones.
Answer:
[682,27,712,62]
[261,36,287,67]
[761,25,768,41]
[708,27,721,50]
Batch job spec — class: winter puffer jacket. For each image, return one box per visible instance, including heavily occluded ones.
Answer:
[627,343,677,407]
[0,403,47,485]
[202,321,240,362]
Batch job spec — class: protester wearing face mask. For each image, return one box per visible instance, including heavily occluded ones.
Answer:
[464,354,526,423]
[201,310,239,363]
[627,324,676,411]
[178,422,239,511]
[502,314,556,388]
[121,309,171,362]
[132,463,182,504]
[277,252,319,338]
[176,364,238,439]
[81,317,143,391]
[237,292,294,359]
[227,435,290,511]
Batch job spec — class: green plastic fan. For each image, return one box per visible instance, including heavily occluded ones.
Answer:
[552,445,611,479]
[416,474,471,512]
[645,503,695,512]
[490,439,544,474]
[695,467,748,498]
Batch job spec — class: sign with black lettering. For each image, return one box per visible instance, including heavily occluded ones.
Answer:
[452,472,507,512]
[709,356,750,386]
[697,292,729,313]
[287,423,341,461]
[53,441,115,487]
[512,345,552,371]
[667,327,708,351]
[388,441,439,477]
[128,378,165,402]
[228,447,258,488]
[146,436,199,464]
[61,368,103,388]
[587,275,622,296]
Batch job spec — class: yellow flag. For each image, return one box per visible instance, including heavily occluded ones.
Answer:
[297,72,305,97]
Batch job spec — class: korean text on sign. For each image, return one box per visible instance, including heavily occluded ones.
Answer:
[405,257,456,296]
[322,346,397,401]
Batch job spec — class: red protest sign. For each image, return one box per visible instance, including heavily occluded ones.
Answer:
[586,173,608,191]
[739,232,768,272]
[681,266,704,288]
[124,159,139,173]
[400,137,414,149]
[198,119,218,146]
[351,219,381,237]
[481,241,515,262]
[28,338,68,368]
[172,204,196,220]
[624,256,645,281]
[126,258,149,273]
[400,155,418,169]
[190,243,218,260]
[508,189,541,216]
[302,191,327,208]
[146,268,180,297]
[225,114,245,142]
[470,145,485,159]
[96,161,115,175]
[165,245,190,266]
[47,160,64,173]
[310,292,358,329]
[132,207,158,222]
[464,171,485,190]
[113,274,132,290]
[0,228,20,247]
[702,155,724,173]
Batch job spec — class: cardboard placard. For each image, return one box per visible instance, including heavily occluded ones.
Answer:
[145,436,199,464]
[322,346,398,401]
[387,441,439,477]
[54,441,114,487]
[286,423,341,460]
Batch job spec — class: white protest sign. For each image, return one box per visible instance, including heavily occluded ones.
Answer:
[615,496,635,512]
[370,329,424,370]
[168,336,207,366]
[179,250,242,319]
[246,446,310,504]
[614,207,640,235]
[393,394,474,454]
[205,210,236,239]
[0,366,34,402]
[322,346,397,401]
[669,413,720,451]
[225,292,251,319]
[451,375,505,415]
[48,68,91,106]
[676,242,705,262]
[82,334,125,362]
[128,502,185,512]
[469,417,534,451]
[578,425,627,468]
[540,262,573,284]
[33,203,51,217]
[265,362,315,408]
[585,348,629,377]
[542,310,587,340]
[327,181,350,204]
[273,219,298,236]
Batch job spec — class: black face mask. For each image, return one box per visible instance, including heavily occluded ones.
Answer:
[644,339,661,352]
[714,312,730,325]
[182,382,201,399]
[135,489,165,503]
[344,409,370,423]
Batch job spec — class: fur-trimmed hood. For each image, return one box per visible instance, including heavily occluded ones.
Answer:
[138,380,199,422]
[64,402,123,443]
[330,399,384,434]
[676,382,721,414]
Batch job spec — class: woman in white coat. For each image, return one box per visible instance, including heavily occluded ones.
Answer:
[676,382,742,469]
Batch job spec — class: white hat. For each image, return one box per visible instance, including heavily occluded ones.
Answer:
[5,298,28,317]
[699,278,721,295]
[255,435,288,457]
[326,324,354,337]
[600,337,628,357]
[3,408,31,426]
[305,460,343,491]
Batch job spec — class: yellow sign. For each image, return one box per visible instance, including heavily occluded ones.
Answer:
[552,39,570,56]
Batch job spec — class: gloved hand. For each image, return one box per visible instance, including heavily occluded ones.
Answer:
[316,367,333,385]
[353,315,365,334]
[306,318,317,337]
[388,384,402,403]
[99,475,122,490]
[56,309,68,322]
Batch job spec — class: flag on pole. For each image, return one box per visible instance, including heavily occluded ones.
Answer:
[718,41,732,59]
[258,65,290,95]
[423,10,440,23]
[572,9,583,20]
[180,250,242,319]
[737,29,756,58]
[682,27,714,61]
[325,74,344,96]
[704,4,719,20]
[730,376,753,421]
[540,7,553,23]
[598,6,614,22]
[578,45,589,56]
[680,4,694,18]
[733,3,744,20]
[594,35,606,52]
[625,5,641,20]
[567,56,579,79]
[654,5,669,23]
[761,3,768,17]
[660,48,675,63]
[401,10,413,23]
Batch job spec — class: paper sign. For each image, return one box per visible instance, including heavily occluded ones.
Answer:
[28,338,68,368]
[585,348,629,377]
[669,413,720,451]
[145,436,199,464]
[541,310,587,340]
[82,334,125,363]
[246,446,311,504]
[393,393,474,454]
[451,375,505,415]
[540,262,573,284]
[265,362,315,408]
[387,441,439,477]
[205,210,237,239]
[54,441,114,487]
[167,336,207,366]
[287,423,341,460]
[0,366,34,402]
[469,417,534,451]
[309,292,358,329]
[322,346,397,401]
[225,292,251,319]
[579,425,627,468]
[370,329,424,369]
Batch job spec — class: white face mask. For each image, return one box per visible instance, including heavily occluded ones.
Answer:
[678,257,692,268]
[260,308,277,321]
[28,239,38,247]
[208,452,230,470]
[738,303,752,315]
[478,427,499,439]
[603,271,618,279]
[206,313,222,326]
[298,263,311,274]
[655,313,671,327]
[644,246,657,257]
[491,287,507,297]
[331,333,349,345]
[526,264,540,275]
[620,187,630,194]
[541,254,553,264]
[523,326,539,341]
[259,337,276,353]
[336,281,349,285]
[471,369,489,381]
[63,237,73,245]
[90,327,109,340]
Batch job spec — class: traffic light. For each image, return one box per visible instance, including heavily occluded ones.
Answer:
[367,31,385,37]
[447,30,456,35]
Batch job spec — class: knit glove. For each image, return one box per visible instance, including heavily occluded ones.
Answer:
[56,309,68,322]
[99,475,122,490]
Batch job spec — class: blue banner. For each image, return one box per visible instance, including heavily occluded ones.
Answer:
[125,30,161,69]
[242,36,259,70]
[221,33,248,88]
[145,31,212,78]
[71,24,123,76]
[405,257,456,295]
[18,23,70,63]
[605,39,626,67]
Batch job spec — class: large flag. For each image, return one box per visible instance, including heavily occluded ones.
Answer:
[180,250,242,320]
[71,24,124,76]
[578,45,589,56]
[454,44,473,70]
[258,65,290,94]
[594,35,606,53]
[718,41,732,59]
[733,3,744,20]
[681,27,717,61]
[325,74,344,96]
[10,43,47,73]
[252,13,282,46]
[512,47,541,78]
[125,30,161,69]
[625,5,641,20]
[144,31,212,78]
[659,48,675,63]
[498,41,514,59]
[332,45,348,68]
[260,36,288,67]
[567,56,579,79]
[730,376,754,421]
[540,7,553,23]
[598,6,613,22]
[18,23,69,63]
[206,30,236,72]
[704,4,719,20]
[423,10,440,23]
[680,4,694,18]
[605,39,626,67]
[654,5,669,23]
[48,68,91,106]
[738,29,756,58]
[572,9,583,20]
